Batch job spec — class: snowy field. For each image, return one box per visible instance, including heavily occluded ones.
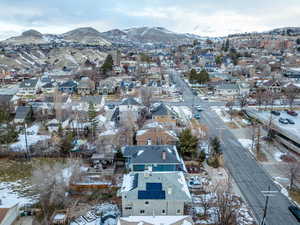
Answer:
[10,124,50,151]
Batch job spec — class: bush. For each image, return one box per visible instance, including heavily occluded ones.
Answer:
[198,151,206,162]
[207,156,219,168]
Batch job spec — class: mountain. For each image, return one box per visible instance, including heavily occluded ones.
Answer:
[1,27,111,46]
[268,27,300,36]
[2,29,48,45]
[62,27,111,45]
[101,26,202,45]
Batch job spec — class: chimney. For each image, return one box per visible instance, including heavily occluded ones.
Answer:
[162,150,167,160]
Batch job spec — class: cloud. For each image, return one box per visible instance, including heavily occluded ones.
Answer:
[0,0,300,40]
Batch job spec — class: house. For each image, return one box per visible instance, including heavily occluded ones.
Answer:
[122,145,185,172]
[136,122,178,146]
[70,95,105,112]
[41,82,56,94]
[0,204,19,225]
[77,78,95,95]
[120,171,191,216]
[58,80,77,93]
[17,78,40,96]
[118,98,144,123]
[214,83,240,96]
[14,106,31,124]
[261,79,282,93]
[151,103,177,128]
[97,77,118,95]
[117,216,194,225]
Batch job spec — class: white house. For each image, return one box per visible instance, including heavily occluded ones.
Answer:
[17,79,40,96]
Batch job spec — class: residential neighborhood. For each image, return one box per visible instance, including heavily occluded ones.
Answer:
[0,2,300,225]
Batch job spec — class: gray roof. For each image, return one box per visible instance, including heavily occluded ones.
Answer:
[19,79,38,88]
[80,96,103,104]
[151,103,176,117]
[215,83,239,90]
[121,97,141,106]
[123,145,182,164]
[122,172,191,201]
[0,95,13,104]
[15,106,30,120]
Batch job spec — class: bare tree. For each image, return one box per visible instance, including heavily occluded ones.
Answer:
[283,87,300,110]
[285,162,300,189]
[32,160,83,224]
[140,87,153,109]
[225,101,234,121]
[255,87,265,110]
[238,95,248,110]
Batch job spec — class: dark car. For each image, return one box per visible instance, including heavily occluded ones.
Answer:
[286,118,295,124]
[279,117,289,124]
[288,205,300,222]
[271,111,280,116]
[107,104,115,109]
[194,113,201,119]
[287,110,298,116]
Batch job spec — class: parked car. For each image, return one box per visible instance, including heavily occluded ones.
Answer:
[196,105,203,111]
[287,110,298,116]
[279,117,289,124]
[107,104,115,109]
[271,111,280,116]
[288,205,300,222]
[286,118,295,124]
[194,113,201,119]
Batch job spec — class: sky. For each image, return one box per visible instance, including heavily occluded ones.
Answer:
[1,0,300,40]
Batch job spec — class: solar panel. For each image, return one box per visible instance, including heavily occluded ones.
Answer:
[146,183,162,191]
[138,190,166,199]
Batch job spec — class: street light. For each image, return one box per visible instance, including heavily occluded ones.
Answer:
[260,185,278,225]
[24,123,30,161]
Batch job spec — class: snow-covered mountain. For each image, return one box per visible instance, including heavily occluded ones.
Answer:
[62,27,111,46]
[1,27,111,46]
[101,26,203,45]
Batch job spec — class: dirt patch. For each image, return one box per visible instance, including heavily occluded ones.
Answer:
[281,154,297,163]
[225,122,239,129]
[289,189,300,205]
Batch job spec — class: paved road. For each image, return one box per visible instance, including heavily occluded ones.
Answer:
[170,70,299,225]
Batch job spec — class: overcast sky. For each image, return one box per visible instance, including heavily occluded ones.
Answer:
[1,0,300,40]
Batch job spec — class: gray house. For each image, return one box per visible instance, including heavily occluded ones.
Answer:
[121,171,191,216]
[122,145,186,172]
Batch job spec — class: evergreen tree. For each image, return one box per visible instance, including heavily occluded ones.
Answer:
[88,102,97,137]
[177,129,198,157]
[198,69,210,83]
[210,136,221,156]
[296,38,300,45]
[215,55,222,66]
[101,54,114,75]
[26,106,34,123]
[199,151,206,162]
[189,69,198,84]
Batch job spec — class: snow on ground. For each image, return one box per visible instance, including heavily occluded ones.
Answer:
[10,124,50,151]
[172,106,192,122]
[273,152,286,162]
[211,107,231,123]
[100,129,118,136]
[238,139,253,151]
[0,181,34,208]
[65,54,79,65]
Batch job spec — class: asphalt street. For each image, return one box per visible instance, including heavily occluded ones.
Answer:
[170,70,299,225]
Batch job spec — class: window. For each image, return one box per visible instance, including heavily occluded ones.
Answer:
[177,209,180,214]
[162,209,166,214]
[125,207,132,210]
[140,210,145,214]
[145,201,149,205]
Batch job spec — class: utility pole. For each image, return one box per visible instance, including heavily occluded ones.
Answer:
[24,123,30,160]
[261,186,278,225]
